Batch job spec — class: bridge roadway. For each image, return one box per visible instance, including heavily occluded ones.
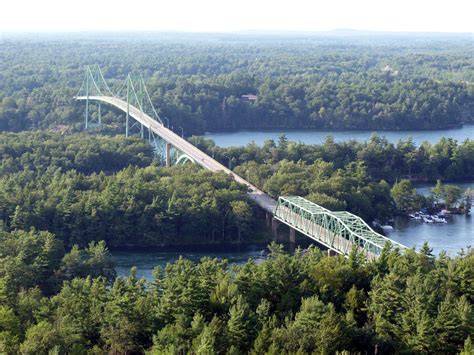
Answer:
[77,96,277,213]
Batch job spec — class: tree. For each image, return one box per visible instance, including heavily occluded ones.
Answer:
[465,187,473,215]
[20,321,61,355]
[230,200,252,242]
[227,296,256,351]
[391,179,421,212]
[461,336,473,355]
[433,293,464,353]
[443,184,463,209]
[315,304,346,353]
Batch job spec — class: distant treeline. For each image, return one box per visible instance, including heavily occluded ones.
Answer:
[0,33,473,133]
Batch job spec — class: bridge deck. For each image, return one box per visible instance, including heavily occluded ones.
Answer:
[77,96,277,213]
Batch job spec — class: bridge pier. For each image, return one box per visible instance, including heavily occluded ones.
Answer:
[271,218,280,241]
[289,228,296,244]
[266,212,271,227]
[165,143,172,167]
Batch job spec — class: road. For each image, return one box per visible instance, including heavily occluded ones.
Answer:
[77,96,277,213]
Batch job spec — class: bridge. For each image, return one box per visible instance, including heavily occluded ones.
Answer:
[273,196,406,259]
[76,66,406,258]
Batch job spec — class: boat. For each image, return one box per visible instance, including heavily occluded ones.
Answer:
[409,213,422,220]
[381,225,394,231]
[439,209,451,217]
[423,216,434,223]
[431,215,447,223]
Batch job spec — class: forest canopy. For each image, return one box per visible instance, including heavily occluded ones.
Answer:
[1,32,473,133]
[0,231,471,354]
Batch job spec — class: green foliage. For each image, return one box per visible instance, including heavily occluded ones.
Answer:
[19,321,61,355]
[0,132,153,176]
[391,179,423,212]
[1,33,474,133]
[432,179,465,208]
[0,134,260,247]
[0,237,470,353]
[0,228,115,295]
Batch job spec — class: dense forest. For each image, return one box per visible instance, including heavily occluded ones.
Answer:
[1,32,473,133]
[0,132,263,247]
[192,134,474,183]
[0,228,472,354]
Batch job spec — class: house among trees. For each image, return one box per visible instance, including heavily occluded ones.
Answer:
[241,94,258,101]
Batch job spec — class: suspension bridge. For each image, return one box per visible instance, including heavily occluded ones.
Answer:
[76,66,406,258]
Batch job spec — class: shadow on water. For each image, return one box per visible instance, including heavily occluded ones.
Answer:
[111,239,317,280]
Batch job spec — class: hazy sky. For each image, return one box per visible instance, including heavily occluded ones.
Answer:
[1,0,474,33]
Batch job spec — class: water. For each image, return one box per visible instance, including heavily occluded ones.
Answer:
[204,124,474,147]
[112,246,267,279]
[388,215,472,256]
[414,181,474,196]
[387,181,474,255]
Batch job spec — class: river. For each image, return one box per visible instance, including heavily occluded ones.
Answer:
[204,124,474,147]
[112,246,268,279]
[387,181,473,256]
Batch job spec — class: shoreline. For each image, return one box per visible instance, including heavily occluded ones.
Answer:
[203,122,471,135]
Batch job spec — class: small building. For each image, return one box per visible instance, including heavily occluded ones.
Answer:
[241,94,258,102]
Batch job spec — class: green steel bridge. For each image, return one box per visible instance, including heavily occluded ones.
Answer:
[76,66,407,259]
[274,196,406,259]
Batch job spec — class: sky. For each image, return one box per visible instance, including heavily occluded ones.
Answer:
[1,0,474,33]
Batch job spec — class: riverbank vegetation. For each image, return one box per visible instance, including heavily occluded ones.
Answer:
[1,33,474,134]
[0,232,471,354]
[391,179,472,215]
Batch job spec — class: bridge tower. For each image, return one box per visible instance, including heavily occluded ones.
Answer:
[76,66,195,166]
[77,66,113,129]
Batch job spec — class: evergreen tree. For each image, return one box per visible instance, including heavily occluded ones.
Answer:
[227,296,256,351]
[434,292,464,353]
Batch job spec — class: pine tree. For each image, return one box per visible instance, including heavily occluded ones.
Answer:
[460,336,473,355]
[434,293,464,353]
[194,325,216,355]
[457,296,474,346]
[315,304,346,354]
[227,296,255,351]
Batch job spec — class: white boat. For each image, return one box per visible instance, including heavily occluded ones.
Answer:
[423,216,434,223]
[409,213,422,220]
[431,215,447,223]
[381,225,394,231]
